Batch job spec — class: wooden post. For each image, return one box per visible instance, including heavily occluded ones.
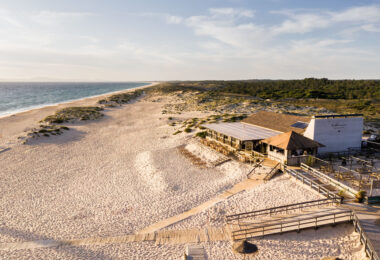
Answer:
[297,220,300,233]
[360,228,363,244]
[315,217,318,229]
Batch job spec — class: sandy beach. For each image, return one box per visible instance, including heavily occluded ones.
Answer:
[0,89,367,259]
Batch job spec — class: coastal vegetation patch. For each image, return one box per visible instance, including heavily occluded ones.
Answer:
[42,106,104,124]
[148,79,379,122]
[98,89,143,106]
[23,124,70,143]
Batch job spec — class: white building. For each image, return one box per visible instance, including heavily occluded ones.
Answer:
[203,112,364,166]
[303,115,363,153]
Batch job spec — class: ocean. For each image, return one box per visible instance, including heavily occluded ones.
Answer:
[0,82,149,117]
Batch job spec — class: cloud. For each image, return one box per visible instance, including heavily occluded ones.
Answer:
[330,5,380,23]
[1,5,380,80]
[31,10,93,26]
[183,8,265,48]
[165,15,183,24]
[209,8,254,18]
[271,13,330,34]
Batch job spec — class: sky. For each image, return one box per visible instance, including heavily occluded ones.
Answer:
[0,0,380,81]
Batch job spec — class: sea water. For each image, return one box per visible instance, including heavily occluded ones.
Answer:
[0,82,149,117]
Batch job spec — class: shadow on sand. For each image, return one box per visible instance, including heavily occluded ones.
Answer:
[24,128,86,146]
[0,226,113,259]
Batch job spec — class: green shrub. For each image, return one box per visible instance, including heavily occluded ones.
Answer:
[195,131,207,138]
[43,106,104,123]
[168,117,173,120]
[184,128,192,133]
[173,130,182,135]
[99,89,143,105]
[355,191,367,203]
[199,126,206,130]
[305,156,315,166]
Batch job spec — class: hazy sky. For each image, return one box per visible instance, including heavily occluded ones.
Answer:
[0,0,380,81]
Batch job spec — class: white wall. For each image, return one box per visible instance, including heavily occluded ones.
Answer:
[304,117,363,153]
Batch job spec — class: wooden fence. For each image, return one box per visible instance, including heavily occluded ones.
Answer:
[226,197,341,224]
[263,163,281,182]
[232,210,353,241]
[353,214,380,260]
[300,163,358,198]
[285,166,342,200]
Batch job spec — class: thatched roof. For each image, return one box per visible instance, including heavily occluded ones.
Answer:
[262,131,324,150]
[242,111,311,134]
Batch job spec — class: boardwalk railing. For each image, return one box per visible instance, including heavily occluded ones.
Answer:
[264,163,281,182]
[232,210,353,241]
[247,159,264,178]
[352,213,380,260]
[301,163,358,198]
[226,197,341,224]
[285,166,342,200]
[0,147,10,154]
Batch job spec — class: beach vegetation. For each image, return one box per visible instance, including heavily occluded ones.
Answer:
[99,89,143,105]
[184,127,192,133]
[149,79,380,121]
[42,106,104,124]
[355,190,367,203]
[173,130,182,135]
[195,131,207,138]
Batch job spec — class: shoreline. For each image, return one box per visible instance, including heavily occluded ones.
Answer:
[0,82,158,119]
[0,82,159,144]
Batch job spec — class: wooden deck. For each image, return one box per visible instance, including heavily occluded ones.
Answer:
[285,166,380,260]
[231,207,352,241]
[343,203,380,260]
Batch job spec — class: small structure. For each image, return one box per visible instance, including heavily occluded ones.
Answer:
[261,131,324,166]
[184,244,205,260]
[202,111,364,165]
[203,122,280,152]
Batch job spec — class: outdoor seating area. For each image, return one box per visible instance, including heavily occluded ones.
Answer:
[199,138,233,156]
[306,155,380,202]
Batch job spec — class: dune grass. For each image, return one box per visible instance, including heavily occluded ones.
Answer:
[42,107,104,124]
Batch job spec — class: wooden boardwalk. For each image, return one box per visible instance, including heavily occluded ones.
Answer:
[343,203,380,260]
[231,207,353,241]
[286,166,380,260]
[138,177,265,234]
[0,227,232,251]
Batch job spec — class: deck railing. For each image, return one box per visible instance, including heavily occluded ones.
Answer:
[353,213,380,260]
[226,197,341,224]
[263,162,281,182]
[232,210,353,241]
[246,159,264,178]
[285,166,342,200]
[301,163,358,198]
